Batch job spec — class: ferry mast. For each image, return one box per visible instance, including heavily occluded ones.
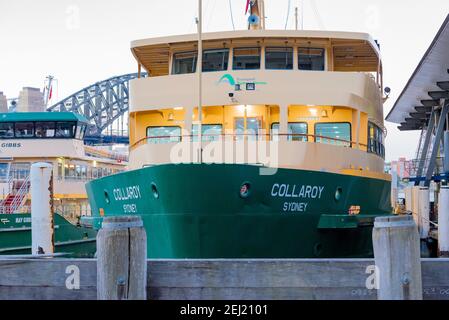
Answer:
[247,0,266,30]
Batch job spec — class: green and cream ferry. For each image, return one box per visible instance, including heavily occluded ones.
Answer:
[86,0,392,258]
[0,112,126,256]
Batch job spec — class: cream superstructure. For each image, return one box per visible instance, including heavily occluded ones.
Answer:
[0,112,127,219]
[127,28,389,181]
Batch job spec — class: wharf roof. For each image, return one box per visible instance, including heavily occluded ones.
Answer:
[386,15,449,130]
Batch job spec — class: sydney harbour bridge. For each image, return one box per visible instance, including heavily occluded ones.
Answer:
[48,72,147,145]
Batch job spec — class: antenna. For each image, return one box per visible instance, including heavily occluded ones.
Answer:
[295,7,298,30]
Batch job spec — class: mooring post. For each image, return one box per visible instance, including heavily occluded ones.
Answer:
[30,162,54,255]
[438,186,449,257]
[97,216,147,300]
[372,215,423,300]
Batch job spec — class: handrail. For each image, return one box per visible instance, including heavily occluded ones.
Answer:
[0,175,15,214]
[10,175,30,214]
[130,133,368,151]
[84,145,128,162]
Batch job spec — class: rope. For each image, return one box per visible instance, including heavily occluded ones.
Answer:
[284,0,291,30]
[229,0,235,30]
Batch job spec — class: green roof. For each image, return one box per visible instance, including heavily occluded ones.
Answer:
[0,112,89,123]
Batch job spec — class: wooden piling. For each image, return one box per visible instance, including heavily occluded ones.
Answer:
[96,216,147,300]
[30,162,54,255]
[372,215,423,300]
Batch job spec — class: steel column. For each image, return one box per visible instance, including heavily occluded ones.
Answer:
[425,100,449,187]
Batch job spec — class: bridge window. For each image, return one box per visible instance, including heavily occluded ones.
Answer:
[35,122,55,138]
[271,122,308,141]
[147,126,181,144]
[56,122,76,138]
[265,47,293,70]
[315,122,351,147]
[192,124,222,142]
[203,49,229,72]
[172,51,197,75]
[15,122,34,138]
[368,122,385,158]
[75,124,86,140]
[0,123,14,138]
[299,48,325,71]
[233,47,261,70]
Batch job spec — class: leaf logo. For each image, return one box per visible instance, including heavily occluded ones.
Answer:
[217,74,236,86]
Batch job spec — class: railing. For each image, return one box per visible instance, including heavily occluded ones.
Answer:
[0,175,30,214]
[130,133,368,152]
[84,145,128,162]
[407,157,445,179]
[9,175,30,214]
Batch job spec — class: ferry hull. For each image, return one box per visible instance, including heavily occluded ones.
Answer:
[86,164,392,258]
[0,213,97,257]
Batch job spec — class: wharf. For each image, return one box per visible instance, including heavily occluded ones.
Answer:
[1,258,449,300]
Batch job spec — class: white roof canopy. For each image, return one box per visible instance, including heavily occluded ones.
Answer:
[386,15,449,130]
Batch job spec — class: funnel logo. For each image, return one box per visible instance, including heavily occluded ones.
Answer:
[216,73,267,88]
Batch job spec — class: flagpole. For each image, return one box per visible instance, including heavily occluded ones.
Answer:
[197,0,203,163]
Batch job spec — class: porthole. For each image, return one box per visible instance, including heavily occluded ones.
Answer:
[239,182,251,199]
[335,187,343,202]
[151,183,159,199]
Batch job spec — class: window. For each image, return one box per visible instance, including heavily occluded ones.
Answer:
[203,49,229,72]
[75,125,85,140]
[15,122,34,138]
[234,117,261,141]
[172,51,197,74]
[299,48,325,71]
[233,48,261,70]
[10,162,30,179]
[368,122,385,158]
[0,163,10,182]
[271,123,308,141]
[315,123,351,147]
[265,47,293,70]
[147,126,182,144]
[57,162,63,179]
[192,124,223,142]
[0,123,14,138]
[35,122,55,138]
[55,122,76,138]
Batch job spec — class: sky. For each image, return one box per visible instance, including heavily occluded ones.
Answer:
[1,0,449,162]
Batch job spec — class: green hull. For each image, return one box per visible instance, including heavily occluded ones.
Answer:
[86,164,392,259]
[0,213,97,258]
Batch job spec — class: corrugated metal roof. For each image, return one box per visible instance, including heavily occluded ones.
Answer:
[386,14,449,129]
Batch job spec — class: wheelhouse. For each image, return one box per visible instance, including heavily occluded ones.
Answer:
[0,112,88,140]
